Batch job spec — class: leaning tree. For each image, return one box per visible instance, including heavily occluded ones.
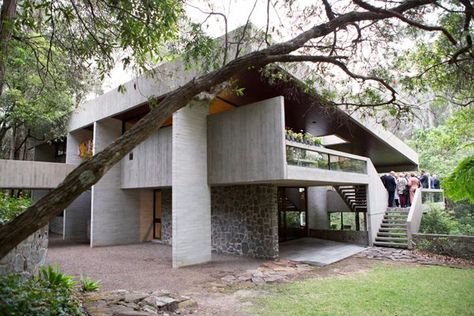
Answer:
[0,0,472,258]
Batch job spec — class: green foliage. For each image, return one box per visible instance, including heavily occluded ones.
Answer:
[420,205,456,234]
[0,272,81,315]
[443,155,474,203]
[250,266,474,316]
[15,0,184,76]
[39,265,76,290]
[407,107,474,178]
[80,275,100,292]
[397,6,473,107]
[420,203,473,236]
[0,193,31,225]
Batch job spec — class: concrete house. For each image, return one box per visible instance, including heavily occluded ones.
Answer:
[0,40,420,268]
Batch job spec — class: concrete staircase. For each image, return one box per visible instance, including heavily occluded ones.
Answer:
[335,185,367,213]
[374,207,410,248]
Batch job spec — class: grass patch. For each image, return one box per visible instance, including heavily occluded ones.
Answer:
[251,265,474,316]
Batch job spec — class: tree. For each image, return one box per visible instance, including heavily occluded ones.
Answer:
[0,0,473,259]
[0,37,94,160]
[443,155,474,203]
[407,106,474,178]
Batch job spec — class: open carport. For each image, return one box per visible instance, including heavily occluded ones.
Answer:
[279,237,366,266]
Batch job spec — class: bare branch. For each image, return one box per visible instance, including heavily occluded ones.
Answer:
[267,54,397,106]
[354,0,458,45]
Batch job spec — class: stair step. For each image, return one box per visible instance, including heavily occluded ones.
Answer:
[377,232,407,237]
[373,242,408,248]
[375,237,408,242]
[379,229,407,233]
[382,220,406,224]
[381,223,406,227]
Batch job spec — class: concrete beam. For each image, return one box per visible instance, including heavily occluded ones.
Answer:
[0,160,74,189]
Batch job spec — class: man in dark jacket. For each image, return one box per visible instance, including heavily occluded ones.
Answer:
[433,175,440,189]
[419,170,429,188]
[382,172,397,207]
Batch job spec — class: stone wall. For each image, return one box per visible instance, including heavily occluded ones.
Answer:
[211,185,279,259]
[413,233,474,260]
[0,226,48,276]
[309,229,368,245]
[161,189,172,245]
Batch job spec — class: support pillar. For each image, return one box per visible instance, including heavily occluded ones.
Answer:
[307,187,329,230]
[172,101,211,268]
[90,118,142,246]
[64,129,92,241]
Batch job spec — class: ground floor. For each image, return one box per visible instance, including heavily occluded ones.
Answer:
[45,240,474,316]
[53,183,370,267]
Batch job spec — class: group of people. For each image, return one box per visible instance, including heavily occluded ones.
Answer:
[381,171,440,208]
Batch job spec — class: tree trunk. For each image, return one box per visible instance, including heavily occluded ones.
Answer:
[0,0,436,259]
[0,0,17,95]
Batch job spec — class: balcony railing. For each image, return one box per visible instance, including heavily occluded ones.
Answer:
[285,141,367,174]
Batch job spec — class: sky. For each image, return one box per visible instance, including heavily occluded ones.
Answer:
[101,0,281,93]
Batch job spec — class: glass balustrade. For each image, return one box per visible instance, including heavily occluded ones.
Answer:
[286,145,367,174]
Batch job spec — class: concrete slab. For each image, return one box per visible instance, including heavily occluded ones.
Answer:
[279,237,366,266]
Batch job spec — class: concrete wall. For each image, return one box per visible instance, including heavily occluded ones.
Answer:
[309,229,368,246]
[0,160,74,189]
[90,118,144,246]
[64,190,91,241]
[307,187,329,230]
[211,185,279,259]
[64,129,93,241]
[413,233,474,260]
[208,96,286,185]
[172,102,211,267]
[366,160,388,244]
[121,127,172,188]
[327,190,351,213]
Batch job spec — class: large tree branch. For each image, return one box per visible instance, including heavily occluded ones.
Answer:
[354,0,457,45]
[0,0,438,259]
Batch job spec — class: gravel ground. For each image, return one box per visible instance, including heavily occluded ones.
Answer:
[46,236,264,293]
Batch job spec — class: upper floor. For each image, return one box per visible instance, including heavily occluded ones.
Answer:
[62,66,418,190]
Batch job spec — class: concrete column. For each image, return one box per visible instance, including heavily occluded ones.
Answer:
[307,187,329,230]
[172,101,211,268]
[90,118,143,246]
[64,129,92,241]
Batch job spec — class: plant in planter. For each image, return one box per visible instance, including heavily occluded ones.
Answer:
[294,132,303,143]
[313,136,322,146]
[304,132,314,145]
[285,128,296,141]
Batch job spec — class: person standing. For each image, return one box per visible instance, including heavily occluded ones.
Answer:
[419,170,429,188]
[385,171,397,207]
[397,173,408,208]
[408,173,420,204]
[433,175,440,189]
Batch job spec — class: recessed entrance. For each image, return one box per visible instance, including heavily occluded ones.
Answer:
[153,190,162,240]
[278,187,308,242]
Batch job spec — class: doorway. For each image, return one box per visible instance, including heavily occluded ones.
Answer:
[278,187,308,242]
[153,190,162,240]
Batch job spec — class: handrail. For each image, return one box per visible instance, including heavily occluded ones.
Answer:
[285,141,368,174]
[285,140,368,162]
[406,188,423,249]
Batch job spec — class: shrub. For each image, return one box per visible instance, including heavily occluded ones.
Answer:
[0,271,82,315]
[40,265,76,290]
[0,192,30,224]
[420,204,455,234]
[80,275,100,292]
